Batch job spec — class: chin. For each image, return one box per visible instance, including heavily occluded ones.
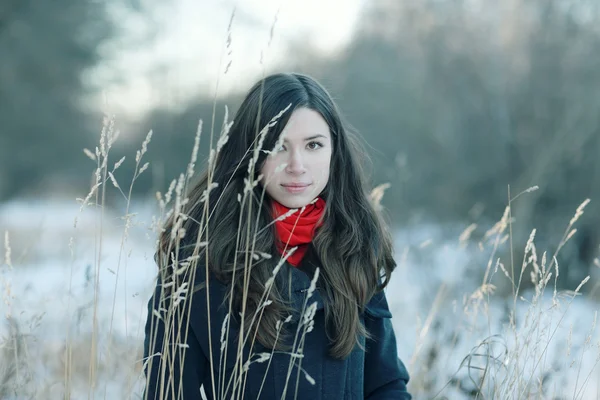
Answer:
[281,199,308,209]
[276,196,312,209]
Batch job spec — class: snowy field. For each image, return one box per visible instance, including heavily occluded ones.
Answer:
[0,199,599,399]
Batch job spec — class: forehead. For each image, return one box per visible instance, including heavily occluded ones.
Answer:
[282,108,331,140]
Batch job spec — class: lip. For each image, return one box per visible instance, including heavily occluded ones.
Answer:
[281,183,311,193]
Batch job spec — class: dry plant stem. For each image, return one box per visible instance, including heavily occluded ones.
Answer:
[238,39,287,395]
[204,126,260,230]
[175,244,198,400]
[240,169,295,393]
[202,13,237,398]
[127,207,169,398]
[13,323,20,391]
[575,353,600,400]
[527,262,553,394]
[104,132,151,399]
[508,185,516,300]
[142,201,168,398]
[148,112,231,400]
[465,209,506,339]
[525,262,552,378]
[63,237,76,399]
[507,185,546,392]
[518,199,592,394]
[219,168,254,399]
[234,186,255,400]
[174,180,208,399]
[292,319,314,400]
[142,185,179,398]
[432,199,513,398]
[280,281,315,399]
[141,202,164,394]
[169,98,214,395]
[521,284,588,398]
[238,202,262,400]
[231,79,273,400]
[239,188,270,398]
[169,207,205,398]
[513,230,535,314]
[573,321,589,398]
[157,246,178,398]
[177,23,233,398]
[201,190,217,400]
[481,207,509,286]
[88,118,113,398]
[432,195,594,398]
[219,199,246,400]
[221,167,301,398]
[234,129,273,399]
[224,241,295,397]
[256,319,289,399]
[146,129,236,399]
[547,200,591,276]
[215,125,269,399]
[410,283,446,366]
[179,249,202,400]
[156,186,192,398]
[169,294,183,400]
[480,212,509,343]
[232,249,294,398]
[292,338,307,400]
[283,302,316,400]
[507,231,539,393]
[87,142,102,399]
[129,300,149,397]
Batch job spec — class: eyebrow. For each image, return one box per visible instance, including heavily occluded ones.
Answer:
[304,134,328,141]
[283,134,329,142]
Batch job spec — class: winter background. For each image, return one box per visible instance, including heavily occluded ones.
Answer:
[2,0,600,399]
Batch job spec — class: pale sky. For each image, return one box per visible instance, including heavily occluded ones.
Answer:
[89,0,365,119]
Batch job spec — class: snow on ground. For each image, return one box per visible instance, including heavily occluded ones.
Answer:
[0,199,157,337]
[0,199,158,398]
[386,222,600,398]
[0,199,599,399]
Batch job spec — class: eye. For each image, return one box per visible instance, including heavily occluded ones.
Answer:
[307,141,323,150]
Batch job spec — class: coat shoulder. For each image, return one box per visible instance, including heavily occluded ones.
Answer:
[364,289,393,319]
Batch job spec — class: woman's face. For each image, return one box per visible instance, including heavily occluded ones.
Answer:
[260,107,332,209]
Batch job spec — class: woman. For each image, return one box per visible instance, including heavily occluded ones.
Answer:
[143,72,411,399]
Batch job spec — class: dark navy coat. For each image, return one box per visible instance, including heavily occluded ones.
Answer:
[143,251,411,399]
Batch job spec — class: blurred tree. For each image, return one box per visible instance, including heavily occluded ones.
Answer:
[0,1,117,199]
[121,99,237,199]
[505,0,600,287]
[133,0,600,289]
[303,0,600,288]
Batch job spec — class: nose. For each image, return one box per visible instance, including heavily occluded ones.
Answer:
[285,149,306,175]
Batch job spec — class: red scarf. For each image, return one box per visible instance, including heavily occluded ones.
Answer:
[272,197,325,267]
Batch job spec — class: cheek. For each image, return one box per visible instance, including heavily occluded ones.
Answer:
[260,158,279,183]
[312,154,331,183]
[322,152,332,175]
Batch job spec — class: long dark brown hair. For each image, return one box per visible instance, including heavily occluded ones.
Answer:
[157,72,396,359]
